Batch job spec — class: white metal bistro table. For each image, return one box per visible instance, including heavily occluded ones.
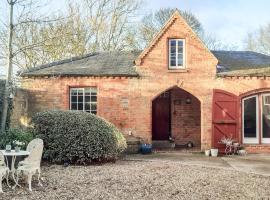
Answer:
[0,150,30,188]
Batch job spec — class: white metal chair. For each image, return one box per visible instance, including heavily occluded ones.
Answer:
[0,151,10,193]
[19,138,42,166]
[16,138,43,191]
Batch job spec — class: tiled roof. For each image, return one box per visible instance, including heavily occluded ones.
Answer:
[21,51,141,77]
[213,51,270,76]
[21,50,270,77]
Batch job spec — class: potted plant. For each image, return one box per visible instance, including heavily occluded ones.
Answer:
[210,148,219,157]
[237,146,247,156]
[13,140,25,152]
[140,143,152,154]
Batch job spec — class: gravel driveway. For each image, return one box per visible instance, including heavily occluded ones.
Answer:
[3,159,270,200]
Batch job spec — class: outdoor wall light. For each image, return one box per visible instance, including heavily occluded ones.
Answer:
[9,93,14,99]
[186,97,191,104]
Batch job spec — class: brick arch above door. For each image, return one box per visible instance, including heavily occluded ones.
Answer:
[240,88,270,98]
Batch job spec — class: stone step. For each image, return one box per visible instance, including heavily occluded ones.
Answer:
[152,140,175,149]
[125,135,141,154]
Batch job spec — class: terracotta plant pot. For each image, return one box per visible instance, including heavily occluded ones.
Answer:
[211,149,218,157]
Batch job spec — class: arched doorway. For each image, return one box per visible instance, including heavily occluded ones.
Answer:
[152,86,201,148]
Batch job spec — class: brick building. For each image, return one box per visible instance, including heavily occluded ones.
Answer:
[11,11,270,153]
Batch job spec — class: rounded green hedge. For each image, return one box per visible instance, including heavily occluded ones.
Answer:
[32,110,127,164]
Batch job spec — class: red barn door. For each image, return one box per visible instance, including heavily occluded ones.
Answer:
[212,90,239,151]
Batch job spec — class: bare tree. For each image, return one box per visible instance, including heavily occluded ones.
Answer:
[245,24,270,55]
[0,0,63,131]
[8,0,142,70]
[81,0,141,51]
[138,8,233,51]
[13,4,88,69]
[139,8,204,48]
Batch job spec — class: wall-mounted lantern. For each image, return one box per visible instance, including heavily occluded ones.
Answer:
[186,97,191,104]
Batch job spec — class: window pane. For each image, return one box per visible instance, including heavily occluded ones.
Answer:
[71,103,77,110]
[263,95,270,138]
[85,102,90,110]
[178,41,183,53]
[243,97,257,138]
[78,96,83,103]
[85,96,90,102]
[71,96,77,103]
[91,110,97,115]
[170,40,176,67]
[71,89,77,95]
[85,88,91,95]
[77,89,83,96]
[91,88,97,95]
[91,96,97,102]
[91,103,97,110]
[170,59,176,67]
[78,103,84,110]
[170,40,176,47]
[177,54,183,66]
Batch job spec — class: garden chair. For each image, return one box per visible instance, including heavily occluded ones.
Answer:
[19,138,42,166]
[16,138,43,191]
[0,151,10,193]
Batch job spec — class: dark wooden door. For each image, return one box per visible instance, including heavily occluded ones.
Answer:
[152,93,170,140]
[212,89,239,151]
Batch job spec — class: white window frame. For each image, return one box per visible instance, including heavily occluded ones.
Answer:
[242,95,259,144]
[261,94,270,144]
[69,87,97,114]
[168,39,185,69]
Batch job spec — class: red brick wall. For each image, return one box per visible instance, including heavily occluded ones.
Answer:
[11,13,270,152]
[11,13,218,151]
[170,88,201,147]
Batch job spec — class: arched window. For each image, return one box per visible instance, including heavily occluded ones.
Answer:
[242,93,270,144]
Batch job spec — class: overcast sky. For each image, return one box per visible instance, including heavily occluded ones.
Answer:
[146,0,270,49]
[1,0,270,49]
[1,0,270,75]
[49,0,270,49]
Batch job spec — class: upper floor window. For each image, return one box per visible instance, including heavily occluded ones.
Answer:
[169,39,185,69]
[70,87,97,114]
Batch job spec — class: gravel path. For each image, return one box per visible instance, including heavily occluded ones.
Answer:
[3,160,270,200]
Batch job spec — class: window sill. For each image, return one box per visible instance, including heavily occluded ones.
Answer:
[167,69,189,73]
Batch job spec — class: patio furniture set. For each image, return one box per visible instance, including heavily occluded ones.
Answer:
[0,138,43,192]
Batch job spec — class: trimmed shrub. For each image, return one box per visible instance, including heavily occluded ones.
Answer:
[32,110,127,164]
[0,128,34,149]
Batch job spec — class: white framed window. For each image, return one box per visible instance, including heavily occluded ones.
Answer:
[169,39,185,69]
[262,94,270,143]
[70,87,97,114]
[242,95,259,144]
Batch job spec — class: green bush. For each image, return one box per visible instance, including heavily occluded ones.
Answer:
[32,110,127,164]
[0,128,34,149]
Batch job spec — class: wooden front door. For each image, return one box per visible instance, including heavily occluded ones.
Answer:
[152,92,171,140]
[212,89,239,151]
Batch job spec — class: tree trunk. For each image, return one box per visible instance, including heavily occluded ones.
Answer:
[1,0,14,132]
